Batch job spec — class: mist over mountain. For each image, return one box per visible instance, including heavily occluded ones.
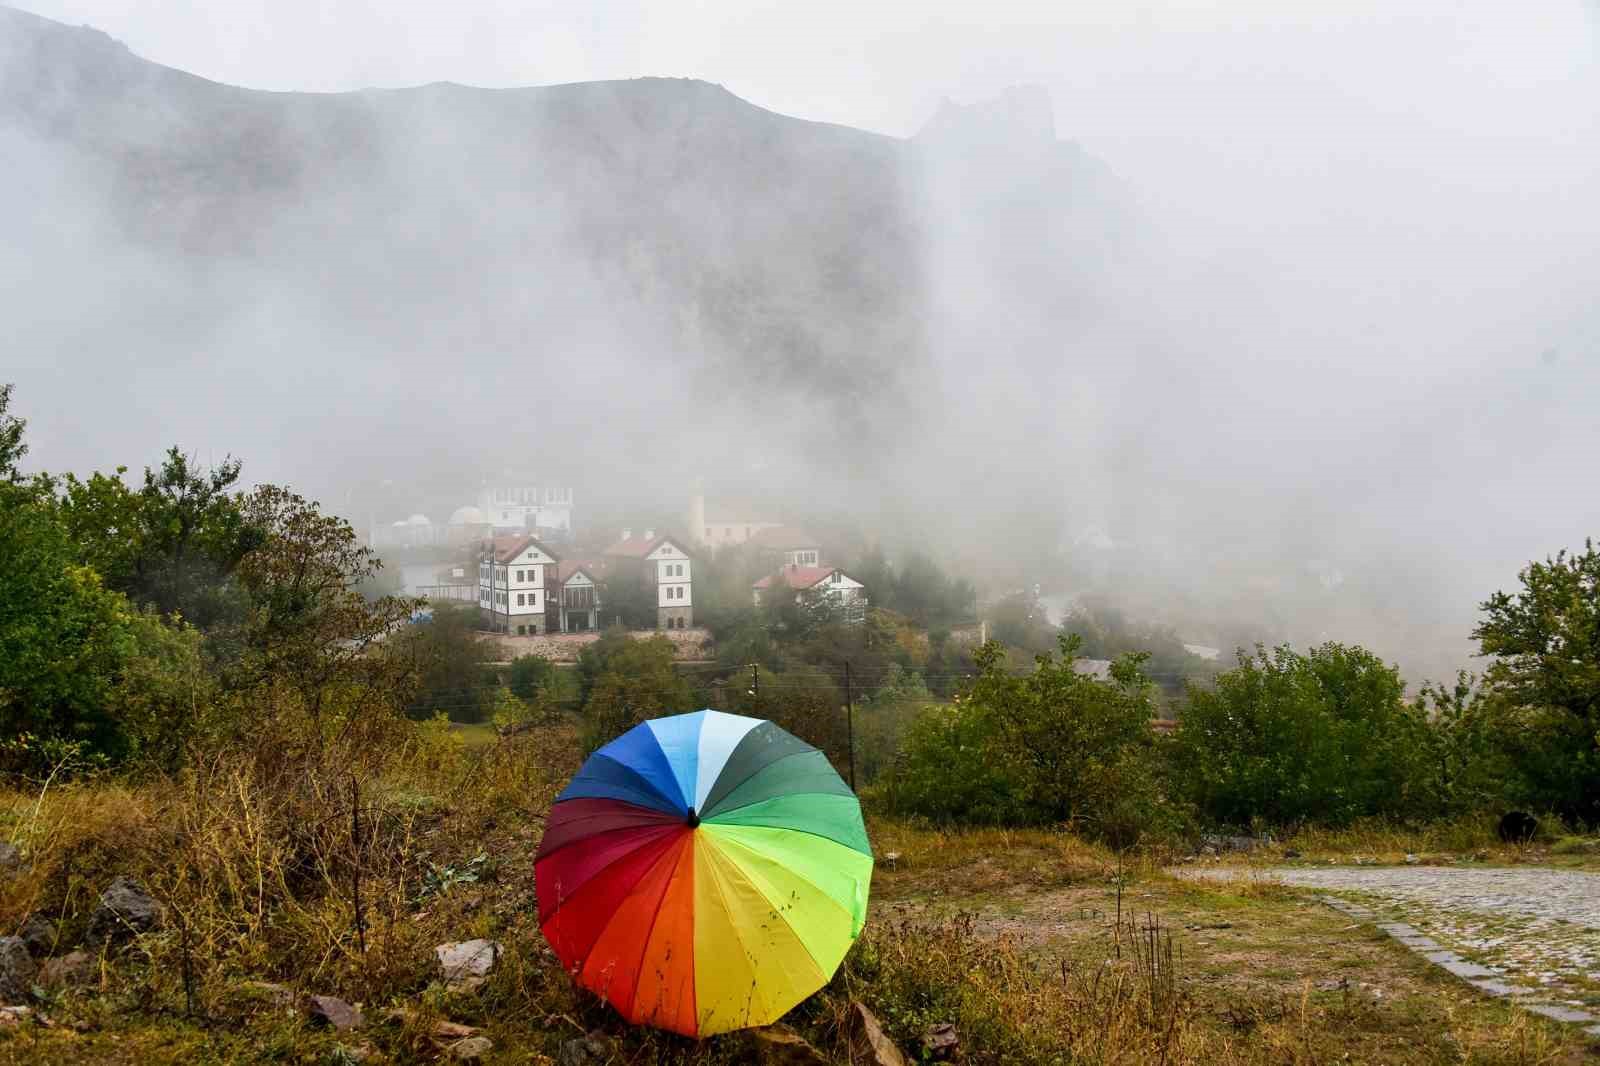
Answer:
[5,3,1599,682]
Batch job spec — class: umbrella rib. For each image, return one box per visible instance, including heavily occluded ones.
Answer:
[538,826,681,926]
[702,817,873,858]
[535,801,683,862]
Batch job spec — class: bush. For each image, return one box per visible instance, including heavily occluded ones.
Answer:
[887,636,1172,843]
[1171,643,1435,828]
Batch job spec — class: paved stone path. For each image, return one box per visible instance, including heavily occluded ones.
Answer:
[1185,865,1600,1036]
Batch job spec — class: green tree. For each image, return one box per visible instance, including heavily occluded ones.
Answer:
[0,383,26,481]
[1474,541,1600,822]
[394,603,496,723]
[506,653,555,700]
[581,634,693,752]
[1172,642,1429,828]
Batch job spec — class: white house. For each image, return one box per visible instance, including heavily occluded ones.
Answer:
[752,566,868,620]
[603,529,695,630]
[478,534,561,635]
[477,483,575,536]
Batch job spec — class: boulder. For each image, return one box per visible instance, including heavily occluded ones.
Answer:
[435,938,501,989]
[448,1036,494,1061]
[38,950,95,988]
[0,1005,32,1028]
[0,938,37,1004]
[85,876,164,946]
[0,842,20,876]
[17,914,56,957]
[922,1022,960,1061]
[558,1033,618,1066]
[740,1024,830,1065]
[305,994,365,1031]
[850,1000,909,1066]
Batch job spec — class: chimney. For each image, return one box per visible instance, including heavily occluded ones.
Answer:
[644,528,656,541]
[621,527,632,541]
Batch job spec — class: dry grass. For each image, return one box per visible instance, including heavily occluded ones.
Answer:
[0,732,1593,1064]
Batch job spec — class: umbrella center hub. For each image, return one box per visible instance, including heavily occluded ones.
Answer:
[685,807,700,828]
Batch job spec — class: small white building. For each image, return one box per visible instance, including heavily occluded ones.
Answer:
[557,561,602,633]
[747,525,823,568]
[603,529,695,630]
[478,483,575,535]
[478,534,561,635]
[752,566,868,620]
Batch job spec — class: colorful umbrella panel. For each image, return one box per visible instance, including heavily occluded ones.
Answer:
[535,710,873,1037]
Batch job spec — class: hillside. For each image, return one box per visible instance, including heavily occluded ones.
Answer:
[1,5,1128,508]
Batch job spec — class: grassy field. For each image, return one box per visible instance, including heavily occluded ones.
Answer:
[0,722,1592,1064]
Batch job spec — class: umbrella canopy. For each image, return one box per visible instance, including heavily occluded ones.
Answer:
[535,709,873,1037]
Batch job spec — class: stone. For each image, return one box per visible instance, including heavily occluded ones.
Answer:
[435,938,501,988]
[1521,1002,1597,1024]
[850,1000,909,1066]
[0,842,20,876]
[741,1024,830,1065]
[305,995,365,1031]
[37,951,95,988]
[0,937,37,1004]
[17,914,56,957]
[558,1033,618,1066]
[448,1036,494,1060]
[0,1006,32,1028]
[922,1022,960,1061]
[85,876,164,946]
[1404,853,1420,865]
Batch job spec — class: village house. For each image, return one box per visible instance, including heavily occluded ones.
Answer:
[686,491,781,548]
[602,529,695,630]
[752,565,868,620]
[478,534,560,635]
[747,525,823,568]
[477,481,575,536]
[556,560,602,633]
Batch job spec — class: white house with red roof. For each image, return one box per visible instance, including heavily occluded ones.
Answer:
[602,529,696,630]
[752,565,867,619]
[478,534,560,635]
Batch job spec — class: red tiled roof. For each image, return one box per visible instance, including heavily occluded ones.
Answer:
[747,525,821,549]
[485,534,561,565]
[557,560,599,584]
[752,566,846,591]
[602,534,692,560]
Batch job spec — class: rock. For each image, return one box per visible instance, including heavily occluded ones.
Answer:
[0,842,20,876]
[1497,811,1538,843]
[741,1024,830,1065]
[305,994,365,1031]
[850,1000,909,1066]
[1403,853,1420,865]
[922,1022,960,1061]
[0,1005,32,1028]
[17,915,56,957]
[1200,845,1218,857]
[558,1033,618,1066]
[0,937,37,1003]
[85,876,164,946]
[449,1036,494,1061]
[435,938,501,988]
[37,951,95,988]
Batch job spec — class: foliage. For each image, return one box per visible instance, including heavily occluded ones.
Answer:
[989,590,1058,654]
[1172,643,1434,828]
[392,603,496,723]
[0,382,25,481]
[580,633,693,752]
[1411,672,1514,818]
[888,636,1169,843]
[1060,598,1218,691]
[505,653,555,700]
[1474,540,1600,823]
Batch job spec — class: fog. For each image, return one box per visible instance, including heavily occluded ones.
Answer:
[4,1,1599,680]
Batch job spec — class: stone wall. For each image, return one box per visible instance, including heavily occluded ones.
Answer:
[488,626,714,663]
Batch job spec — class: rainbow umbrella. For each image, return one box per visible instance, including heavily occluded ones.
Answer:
[535,709,873,1037]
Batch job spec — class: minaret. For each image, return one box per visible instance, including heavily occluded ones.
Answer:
[688,476,707,547]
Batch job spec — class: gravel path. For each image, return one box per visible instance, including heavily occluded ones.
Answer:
[1186,865,1600,1030]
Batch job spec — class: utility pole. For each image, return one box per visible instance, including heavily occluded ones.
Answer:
[844,661,856,792]
[750,663,759,702]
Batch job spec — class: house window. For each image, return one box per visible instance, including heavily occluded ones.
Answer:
[517,625,526,636]
[832,571,842,584]
[530,592,538,608]
[516,594,525,606]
